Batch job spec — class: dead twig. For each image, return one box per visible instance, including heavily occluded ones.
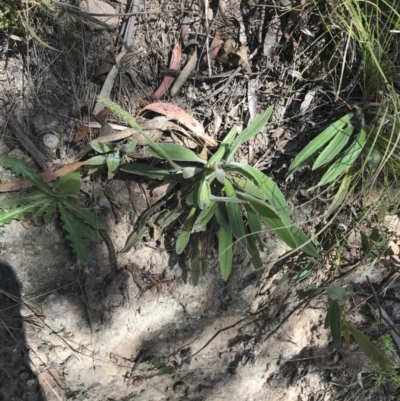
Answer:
[196,45,261,103]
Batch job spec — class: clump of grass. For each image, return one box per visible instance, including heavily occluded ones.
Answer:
[370,333,400,388]
[0,0,22,30]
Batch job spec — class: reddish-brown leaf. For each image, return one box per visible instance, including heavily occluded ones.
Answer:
[151,39,181,100]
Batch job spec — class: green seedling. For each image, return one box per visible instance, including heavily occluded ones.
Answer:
[85,140,137,179]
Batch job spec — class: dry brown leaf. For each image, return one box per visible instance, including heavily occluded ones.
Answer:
[235,46,251,73]
[201,29,223,67]
[151,38,181,100]
[219,0,229,24]
[70,108,110,145]
[137,103,218,147]
[170,49,197,96]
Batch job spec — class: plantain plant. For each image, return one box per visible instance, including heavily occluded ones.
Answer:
[99,98,318,284]
[0,155,104,262]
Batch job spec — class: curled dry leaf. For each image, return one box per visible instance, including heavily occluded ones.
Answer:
[70,108,110,145]
[137,103,218,147]
[0,162,85,193]
[151,38,182,100]
[170,50,198,96]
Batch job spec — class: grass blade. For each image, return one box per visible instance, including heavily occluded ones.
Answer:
[121,164,187,183]
[207,125,237,168]
[244,202,267,247]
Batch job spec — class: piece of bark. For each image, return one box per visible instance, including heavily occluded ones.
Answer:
[7,115,49,171]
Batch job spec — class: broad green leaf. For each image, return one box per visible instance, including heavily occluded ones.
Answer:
[58,204,93,262]
[330,300,342,344]
[313,124,354,170]
[0,198,52,226]
[120,140,137,154]
[244,202,266,247]
[232,176,266,200]
[324,305,331,329]
[31,199,55,220]
[182,166,203,179]
[106,152,120,173]
[0,155,53,195]
[197,179,211,209]
[52,171,81,197]
[342,324,350,349]
[98,98,181,170]
[286,112,354,177]
[315,125,367,188]
[207,125,237,168]
[210,196,244,203]
[145,143,206,164]
[325,286,348,301]
[276,272,289,290]
[215,204,230,230]
[157,209,183,227]
[192,202,217,232]
[85,155,108,165]
[63,199,105,230]
[223,163,289,218]
[327,168,353,215]
[219,226,233,280]
[238,192,318,257]
[360,231,370,253]
[176,206,197,254]
[247,235,263,269]
[225,106,273,162]
[224,180,248,252]
[121,164,186,183]
[346,323,387,371]
[91,141,112,154]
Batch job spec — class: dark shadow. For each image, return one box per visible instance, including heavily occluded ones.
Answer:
[0,260,45,401]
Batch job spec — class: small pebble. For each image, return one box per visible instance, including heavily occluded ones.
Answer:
[43,133,59,150]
